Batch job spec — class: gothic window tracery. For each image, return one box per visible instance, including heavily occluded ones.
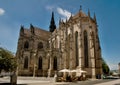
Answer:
[24,56,28,69]
[75,31,79,67]
[53,56,57,70]
[38,42,43,49]
[38,56,42,69]
[24,41,29,49]
[84,30,89,67]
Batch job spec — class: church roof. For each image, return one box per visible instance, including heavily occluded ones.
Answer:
[34,26,51,40]
[22,25,51,40]
[72,10,87,19]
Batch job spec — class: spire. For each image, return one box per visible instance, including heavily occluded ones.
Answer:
[66,17,67,23]
[94,13,97,24]
[30,24,35,34]
[59,17,61,25]
[69,12,73,20]
[49,12,56,32]
[79,5,82,12]
[30,23,34,28]
[79,5,83,17]
[88,9,90,17]
[20,25,24,35]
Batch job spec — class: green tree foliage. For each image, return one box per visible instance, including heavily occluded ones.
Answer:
[102,58,110,75]
[0,47,17,73]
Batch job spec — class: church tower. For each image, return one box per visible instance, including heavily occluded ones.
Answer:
[49,12,56,32]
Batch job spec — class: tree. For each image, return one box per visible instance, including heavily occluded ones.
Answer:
[0,47,17,73]
[102,58,110,75]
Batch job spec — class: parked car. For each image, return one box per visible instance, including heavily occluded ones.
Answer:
[104,75,119,79]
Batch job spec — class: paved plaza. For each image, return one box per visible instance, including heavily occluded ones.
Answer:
[0,76,120,85]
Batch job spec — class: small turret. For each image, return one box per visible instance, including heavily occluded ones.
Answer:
[49,12,56,32]
[59,17,61,25]
[79,5,83,17]
[69,13,73,21]
[88,9,91,18]
[20,25,24,36]
[79,5,82,12]
[94,13,97,24]
[30,24,35,34]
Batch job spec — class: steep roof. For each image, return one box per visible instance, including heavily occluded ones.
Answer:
[73,10,87,20]
[21,25,51,40]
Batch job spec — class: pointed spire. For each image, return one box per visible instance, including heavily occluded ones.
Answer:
[49,12,56,32]
[20,25,24,31]
[88,9,90,17]
[30,23,33,28]
[59,17,61,25]
[79,5,83,17]
[79,5,82,12]
[69,12,73,20]
[30,24,35,34]
[94,13,97,24]
[51,12,54,21]
[20,25,24,35]
[66,17,67,23]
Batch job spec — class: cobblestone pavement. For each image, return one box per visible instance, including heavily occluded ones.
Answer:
[0,76,120,85]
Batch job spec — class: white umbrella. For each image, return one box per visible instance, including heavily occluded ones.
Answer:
[80,70,87,73]
[59,69,70,72]
[70,69,87,73]
[70,69,77,72]
[77,69,87,73]
[75,69,87,77]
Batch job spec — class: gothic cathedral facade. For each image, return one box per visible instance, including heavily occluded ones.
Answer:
[16,8,102,78]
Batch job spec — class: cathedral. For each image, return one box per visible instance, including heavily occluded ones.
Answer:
[16,8,102,78]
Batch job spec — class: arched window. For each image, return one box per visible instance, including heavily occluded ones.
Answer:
[84,31,89,67]
[24,56,28,69]
[38,42,43,49]
[75,31,79,67]
[53,57,57,70]
[24,41,29,49]
[38,56,42,69]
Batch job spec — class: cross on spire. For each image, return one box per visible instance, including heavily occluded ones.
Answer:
[80,5,82,11]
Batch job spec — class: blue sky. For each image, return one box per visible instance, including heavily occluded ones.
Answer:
[0,0,120,70]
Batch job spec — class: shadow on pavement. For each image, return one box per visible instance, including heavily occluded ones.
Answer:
[115,84,120,85]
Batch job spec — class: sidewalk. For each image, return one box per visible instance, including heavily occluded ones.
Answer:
[0,76,120,85]
[94,79,120,85]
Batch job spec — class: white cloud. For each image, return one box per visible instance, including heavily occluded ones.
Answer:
[57,7,72,21]
[46,6,73,22]
[0,8,5,16]
[45,5,54,11]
